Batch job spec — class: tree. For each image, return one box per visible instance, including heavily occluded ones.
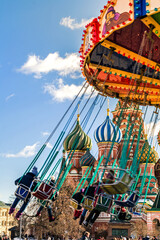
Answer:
[25,178,85,239]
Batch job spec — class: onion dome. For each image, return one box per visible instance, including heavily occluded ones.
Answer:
[137,138,159,164]
[94,108,122,143]
[80,148,96,167]
[63,114,92,151]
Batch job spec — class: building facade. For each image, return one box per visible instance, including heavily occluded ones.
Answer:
[0,201,18,238]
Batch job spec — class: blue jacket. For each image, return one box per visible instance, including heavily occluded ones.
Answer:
[15,172,36,190]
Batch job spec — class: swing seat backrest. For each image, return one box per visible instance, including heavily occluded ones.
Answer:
[70,199,81,210]
[83,196,95,211]
[115,192,140,208]
[32,181,54,200]
[121,172,133,186]
[15,184,30,201]
[101,172,134,195]
[95,194,112,212]
[126,192,140,207]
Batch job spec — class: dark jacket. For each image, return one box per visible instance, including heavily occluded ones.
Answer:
[84,186,96,198]
[72,192,84,204]
[15,172,36,190]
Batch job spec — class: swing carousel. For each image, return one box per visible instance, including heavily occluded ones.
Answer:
[70,0,160,226]
[8,0,160,234]
[80,0,160,107]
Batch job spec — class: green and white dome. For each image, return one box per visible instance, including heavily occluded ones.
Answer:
[63,115,92,151]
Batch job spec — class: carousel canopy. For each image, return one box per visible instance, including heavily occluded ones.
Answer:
[80,0,160,107]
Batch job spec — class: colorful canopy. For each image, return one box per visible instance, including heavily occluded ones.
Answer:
[80,0,160,107]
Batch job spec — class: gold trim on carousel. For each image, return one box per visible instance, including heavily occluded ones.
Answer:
[117,93,160,104]
[89,63,160,87]
[99,82,160,94]
[141,15,160,38]
[101,39,160,71]
[146,8,160,17]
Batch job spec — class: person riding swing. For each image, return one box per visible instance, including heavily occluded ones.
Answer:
[35,176,58,222]
[9,166,38,219]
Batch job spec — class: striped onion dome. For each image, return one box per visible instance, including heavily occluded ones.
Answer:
[63,115,92,151]
[137,139,159,164]
[94,108,122,143]
[80,149,96,167]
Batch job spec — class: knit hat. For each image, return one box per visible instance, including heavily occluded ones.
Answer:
[31,166,38,175]
[80,188,85,194]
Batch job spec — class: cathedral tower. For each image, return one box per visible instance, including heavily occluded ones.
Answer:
[63,114,92,180]
[94,106,122,166]
[112,100,146,167]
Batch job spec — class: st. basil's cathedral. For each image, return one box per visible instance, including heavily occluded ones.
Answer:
[63,100,160,237]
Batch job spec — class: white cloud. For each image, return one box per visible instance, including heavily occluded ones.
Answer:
[60,16,93,30]
[43,78,96,102]
[18,52,81,79]
[3,142,39,158]
[42,131,50,136]
[5,93,15,101]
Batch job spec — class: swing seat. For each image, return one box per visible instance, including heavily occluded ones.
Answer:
[70,199,81,210]
[82,196,95,211]
[32,180,55,200]
[15,184,30,201]
[101,172,134,195]
[115,191,140,208]
[95,194,112,212]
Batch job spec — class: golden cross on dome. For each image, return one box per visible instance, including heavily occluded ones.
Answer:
[77,104,80,121]
[153,137,155,149]
[107,98,110,116]
[144,134,148,140]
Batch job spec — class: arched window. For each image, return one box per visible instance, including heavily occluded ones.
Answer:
[151,188,158,194]
[70,169,77,174]
[153,218,160,226]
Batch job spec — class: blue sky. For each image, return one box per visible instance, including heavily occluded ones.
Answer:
[0,0,159,202]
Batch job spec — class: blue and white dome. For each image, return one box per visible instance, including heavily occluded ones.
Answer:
[94,109,122,144]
